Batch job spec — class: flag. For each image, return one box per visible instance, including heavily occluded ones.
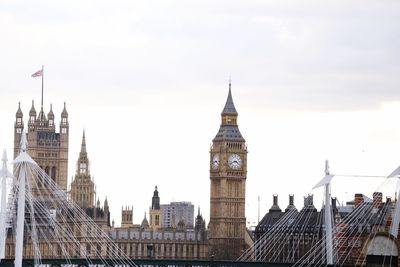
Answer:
[31,69,43,78]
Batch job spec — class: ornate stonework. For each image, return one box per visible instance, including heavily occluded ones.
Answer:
[209,84,248,260]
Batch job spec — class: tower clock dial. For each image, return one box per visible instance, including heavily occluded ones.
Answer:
[212,154,220,169]
[228,154,242,169]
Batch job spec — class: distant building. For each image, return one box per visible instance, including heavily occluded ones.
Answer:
[254,193,399,266]
[110,188,208,259]
[161,202,194,229]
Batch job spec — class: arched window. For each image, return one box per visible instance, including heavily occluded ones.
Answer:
[44,166,50,187]
[45,166,50,176]
[80,163,87,174]
[51,167,56,181]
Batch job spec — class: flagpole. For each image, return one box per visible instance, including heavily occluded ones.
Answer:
[41,65,44,109]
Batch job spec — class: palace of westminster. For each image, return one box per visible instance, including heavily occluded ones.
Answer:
[7,83,252,261]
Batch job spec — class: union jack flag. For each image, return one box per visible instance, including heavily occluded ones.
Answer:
[31,69,43,77]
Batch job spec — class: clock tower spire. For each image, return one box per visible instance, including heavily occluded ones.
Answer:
[209,82,247,260]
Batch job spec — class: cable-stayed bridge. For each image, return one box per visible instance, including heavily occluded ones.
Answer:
[1,134,400,267]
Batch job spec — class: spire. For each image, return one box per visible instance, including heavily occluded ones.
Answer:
[16,102,22,117]
[29,100,36,116]
[152,185,160,210]
[47,104,54,119]
[61,102,68,117]
[141,212,149,228]
[37,105,46,122]
[81,130,86,154]
[221,82,238,116]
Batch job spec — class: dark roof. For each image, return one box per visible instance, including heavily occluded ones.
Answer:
[255,204,323,234]
[213,125,245,142]
[221,87,238,116]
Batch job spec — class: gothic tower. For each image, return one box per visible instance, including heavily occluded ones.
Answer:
[149,186,162,230]
[13,101,69,191]
[70,131,95,209]
[209,83,247,260]
[121,206,134,228]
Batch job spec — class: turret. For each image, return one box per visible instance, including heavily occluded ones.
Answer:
[28,100,36,131]
[60,102,69,135]
[76,131,89,176]
[47,104,55,128]
[59,102,69,190]
[149,186,162,230]
[14,102,24,159]
[104,196,109,209]
[121,206,133,228]
[195,207,206,232]
[152,186,160,210]
[15,102,23,128]
[37,106,47,128]
[15,102,23,133]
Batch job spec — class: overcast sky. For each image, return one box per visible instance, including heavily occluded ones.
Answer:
[1,0,400,226]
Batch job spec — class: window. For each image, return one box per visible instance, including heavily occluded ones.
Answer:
[61,128,67,134]
[51,167,56,181]
[62,117,67,124]
[80,163,86,174]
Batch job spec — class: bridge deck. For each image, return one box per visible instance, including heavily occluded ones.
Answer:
[0,259,352,267]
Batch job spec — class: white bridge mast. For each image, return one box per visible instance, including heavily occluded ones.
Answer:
[0,150,13,261]
[388,166,400,237]
[12,131,37,267]
[324,160,333,265]
[313,160,334,265]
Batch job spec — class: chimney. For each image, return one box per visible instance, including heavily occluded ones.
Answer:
[373,192,383,208]
[304,194,314,207]
[269,194,281,212]
[354,193,364,208]
[285,194,296,212]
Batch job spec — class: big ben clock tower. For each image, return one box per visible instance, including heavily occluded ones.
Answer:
[209,83,247,260]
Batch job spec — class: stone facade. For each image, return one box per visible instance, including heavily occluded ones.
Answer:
[209,84,248,260]
[14,101,69,192]
[109,210,208,259]
[7,84,248,260]
[70,130,110,228]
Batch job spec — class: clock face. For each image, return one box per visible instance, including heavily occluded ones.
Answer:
[212,154,220,169]
[228,154,242,169]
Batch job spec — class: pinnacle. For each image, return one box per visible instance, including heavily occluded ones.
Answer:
[221,84,238,116]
